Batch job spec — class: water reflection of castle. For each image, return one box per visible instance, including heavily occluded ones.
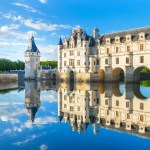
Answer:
[58,82,150,137]
[25,80,56,122]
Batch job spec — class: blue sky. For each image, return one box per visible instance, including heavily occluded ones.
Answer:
[1,0,150,61]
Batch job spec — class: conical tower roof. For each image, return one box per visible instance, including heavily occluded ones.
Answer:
[58,36,63,45]
[26,36,40,52]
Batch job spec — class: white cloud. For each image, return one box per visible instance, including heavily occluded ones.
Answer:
[0,24,19,32]
[39,144,48,150]
[39,0,47,4]
[12,3,41,14]
[3,14,72,31]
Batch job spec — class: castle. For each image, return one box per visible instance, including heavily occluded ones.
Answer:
[57,27,150,82]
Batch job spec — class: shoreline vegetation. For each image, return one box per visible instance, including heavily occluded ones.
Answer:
[0,58,57,72]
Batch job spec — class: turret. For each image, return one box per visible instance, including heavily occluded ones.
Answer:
[58,36,63,72]
[25,36,40,79]
[93,27,99,39]
[82,31,89,72]
[58,36,63,49]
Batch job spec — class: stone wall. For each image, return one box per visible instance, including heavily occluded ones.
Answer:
[0,73,18,82]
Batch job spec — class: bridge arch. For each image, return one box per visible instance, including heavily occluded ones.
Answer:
[133,66,150,82]
[112,67,125,82]
[51,73,56,80]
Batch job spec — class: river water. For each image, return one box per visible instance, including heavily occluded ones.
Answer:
[0,80,150,150]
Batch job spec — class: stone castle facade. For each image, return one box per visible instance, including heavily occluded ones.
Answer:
[57,27,150,82]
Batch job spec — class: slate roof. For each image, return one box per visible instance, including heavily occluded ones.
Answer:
[99,26,150,45]
[63,26,150,47]
[25,36,39,52]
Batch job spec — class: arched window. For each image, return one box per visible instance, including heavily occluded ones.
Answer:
[126,57,129,64]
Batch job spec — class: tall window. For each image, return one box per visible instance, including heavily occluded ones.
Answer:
[64,61,66,66]
[107,48,110,54]
[116,100,119,106]
[77,60,80,66]
[127,114,130,119]
[140,115,144,122]
[127,46,130,52]
[64,53,66,57]
[105,58,108,64]
[116,47,119,53]
[69,59,74,67]
[126,57,129,64]
[140,56,144,63]
[126,101,130,108]
[116,111,119,117]
[116,58,119,64]
[70,51,74,56]
[140,103,144,110]
[140,44,144,51]
[77,51,80,56]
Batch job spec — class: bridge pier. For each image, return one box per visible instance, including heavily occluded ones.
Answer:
[125,66,134,83]
[105,67,112,82]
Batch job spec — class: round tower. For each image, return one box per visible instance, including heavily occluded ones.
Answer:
[25,36,40,79]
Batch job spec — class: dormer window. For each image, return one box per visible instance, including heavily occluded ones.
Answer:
[115,36,120,43]
[126,34,131,42]
[139,32,145,40]
[106,38,110,44]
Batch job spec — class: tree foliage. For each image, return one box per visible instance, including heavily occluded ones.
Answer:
[141,68,150,72]
[0,59,24,72]
[40,61,57,69]
[0,58,58,71]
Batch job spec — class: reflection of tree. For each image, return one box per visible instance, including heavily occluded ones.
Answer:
[140,80,150,87]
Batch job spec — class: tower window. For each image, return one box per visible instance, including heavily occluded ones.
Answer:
[64,53,66,57]
[140,56,144,63]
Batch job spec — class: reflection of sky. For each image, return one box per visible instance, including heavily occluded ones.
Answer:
[0,86,150,150]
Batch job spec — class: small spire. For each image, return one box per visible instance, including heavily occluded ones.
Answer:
[58,35,63,45]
